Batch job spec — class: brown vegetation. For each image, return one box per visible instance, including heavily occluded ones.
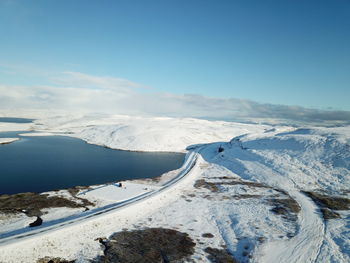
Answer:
[0,191,93,217]
[303,191,350,220]
[303,191,350,210]
[204,247,238,263]
[202,233,214,238]
[269,198,301,214]
[37,257,74,263]
[194,178,269,193]
[95,228,196,263]
[320,208,341,219]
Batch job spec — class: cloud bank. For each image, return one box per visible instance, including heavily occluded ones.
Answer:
[1,72,349,125]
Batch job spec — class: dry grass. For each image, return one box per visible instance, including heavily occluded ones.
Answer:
[303,191,350,220]
[194,178,269,193]
[204,247,238,263]
[320,208,341,219]
[0,192,93,217]
[37,257,74,263]
[268,197,301,222]
[202,233,214,238]
[95,228,196,263]
[194,179,219,192]
[231,194,262,200]
[303,191,350,210]
[269,198,301,214]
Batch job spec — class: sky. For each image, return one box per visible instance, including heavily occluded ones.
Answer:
[0,0,349,123]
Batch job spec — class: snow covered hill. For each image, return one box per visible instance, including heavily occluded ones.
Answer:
[27,114,273,152]
[0,114,349,262]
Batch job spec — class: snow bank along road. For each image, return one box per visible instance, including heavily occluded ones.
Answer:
[0,148,201,246]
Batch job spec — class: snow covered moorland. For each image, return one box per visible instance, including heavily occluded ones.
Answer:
[0,114,349,262]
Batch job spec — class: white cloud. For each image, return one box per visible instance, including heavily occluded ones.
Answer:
[1,72,349,125]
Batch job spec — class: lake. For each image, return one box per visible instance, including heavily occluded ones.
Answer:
[0,117,34,123]
[0,134,185,195]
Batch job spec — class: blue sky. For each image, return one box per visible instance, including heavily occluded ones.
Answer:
[0,0,350,118]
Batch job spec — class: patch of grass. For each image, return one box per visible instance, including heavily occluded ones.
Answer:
[0,192,93,217]
[95,228,196,263]
[67,185,90,196]
[194,179,219,192]
[232,194,262,200]
[37,257,74,263]
[268,198,301,222]
[269,198,301,214]
[320,208,341,219]
[257,236,266,243]
[204,247,238,263]
[202,233,214,238]
[194,179,268,193]
[214,179,269,188]
[303,191,350,210]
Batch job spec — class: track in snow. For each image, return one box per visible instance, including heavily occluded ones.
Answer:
[254,190,325,263]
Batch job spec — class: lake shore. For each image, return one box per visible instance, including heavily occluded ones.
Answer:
[0,138,19,145]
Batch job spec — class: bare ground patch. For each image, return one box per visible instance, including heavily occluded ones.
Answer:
[95,228,196,263]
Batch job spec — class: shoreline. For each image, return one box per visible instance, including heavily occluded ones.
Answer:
[0,138,20,145]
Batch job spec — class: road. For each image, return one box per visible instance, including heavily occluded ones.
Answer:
[0,148,200,246]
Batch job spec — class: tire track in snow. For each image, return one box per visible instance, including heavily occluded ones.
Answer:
[254,190,325,263]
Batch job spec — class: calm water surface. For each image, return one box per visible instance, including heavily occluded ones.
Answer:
[0,135,185,195]
[0,117,34,123]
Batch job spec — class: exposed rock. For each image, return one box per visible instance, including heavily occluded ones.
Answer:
[29,216,43,227]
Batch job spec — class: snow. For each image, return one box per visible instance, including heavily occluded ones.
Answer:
[80,182,160,205]
[253,190,324,263]
[0,122,32,132]
[0,138,19,144]
[0,113,349,262]
[28,114,271,152]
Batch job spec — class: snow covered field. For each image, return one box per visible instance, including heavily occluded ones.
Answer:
[0,114,349,262]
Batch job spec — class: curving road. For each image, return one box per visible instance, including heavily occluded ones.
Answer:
[0,148,200,246]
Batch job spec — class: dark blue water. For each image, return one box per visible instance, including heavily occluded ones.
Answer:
[0,131,25,138]
[0,135,185,194]
[0,117,34,123]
